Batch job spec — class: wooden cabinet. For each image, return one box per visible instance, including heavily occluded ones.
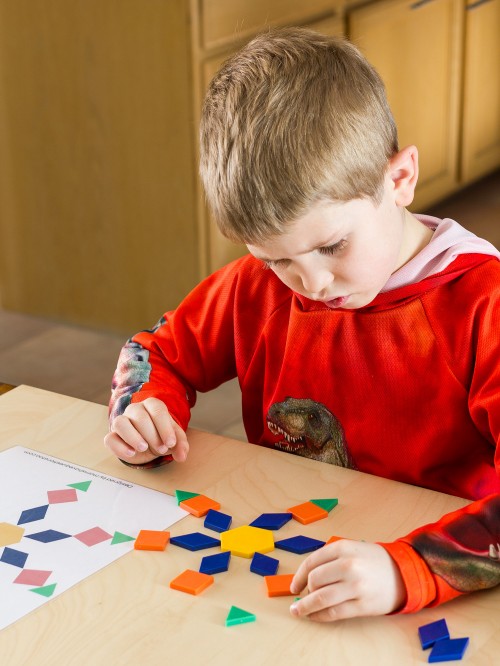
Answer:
[348,0,500,211]
[0,0,344,332]
[348,0,464,211]
[461,0,500,183]
[0,1,497,333]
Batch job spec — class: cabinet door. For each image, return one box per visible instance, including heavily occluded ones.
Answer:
[461,0,500,183]
[0,1,197,333]
[348,0,464,211]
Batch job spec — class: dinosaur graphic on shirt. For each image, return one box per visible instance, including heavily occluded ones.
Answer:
[267,397,355,469]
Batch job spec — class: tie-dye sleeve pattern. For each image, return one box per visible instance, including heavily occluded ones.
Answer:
[380,494,500,613]
[109,340,153,423]
[109,316,168,423]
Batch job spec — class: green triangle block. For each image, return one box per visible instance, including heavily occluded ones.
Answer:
[310,498,338,512]
[225,606,256,627]
[67,481,92,492]
[30,583,57,598]
[111,531,135,545]
[175,489,200,505]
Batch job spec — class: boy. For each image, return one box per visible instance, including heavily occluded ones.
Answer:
[106,28,500,621]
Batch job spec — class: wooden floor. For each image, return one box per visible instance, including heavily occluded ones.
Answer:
[1,169,499,441]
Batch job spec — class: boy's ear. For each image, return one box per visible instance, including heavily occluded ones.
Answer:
[387,146,419,207]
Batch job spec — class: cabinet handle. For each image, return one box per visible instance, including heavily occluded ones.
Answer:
[410,0,435,9]
[466,0,494,9]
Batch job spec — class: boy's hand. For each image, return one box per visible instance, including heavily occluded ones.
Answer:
[104,397,189,465]
[289,540,405,622]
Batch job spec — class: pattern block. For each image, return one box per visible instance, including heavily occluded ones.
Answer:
[249,513,292,530]
[0,546,29,568]
[204,509,232,533]
[134,530,170,551]
[250,552,279,576]
[175,489,200,505]
[17,505,49,525]
[73,527,113,547]
[428,637,469,663]
[220,525,274,558]
[418,618,450,649]
[26,530,71,543]
[0,522,25,546]
[225,606,256,627]
[275,535,326,554]
[170,569,214,595]
[264,573,295,597]
[200,551,231,575]
[179,494,220,517]
[170,532,221,551]
[47,488,78,504]
[287,501,329,525]
[310,498,338,512]
[326,535,344,544]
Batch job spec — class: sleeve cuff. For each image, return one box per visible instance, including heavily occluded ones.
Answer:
[118,454,173,469]
[378,540,437,613]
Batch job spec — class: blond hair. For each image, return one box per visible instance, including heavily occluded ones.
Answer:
[200,27,398,244]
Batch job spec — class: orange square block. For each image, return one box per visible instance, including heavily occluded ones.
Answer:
[265,573,295,597]
[287,501,328,525]
[170,569,214,595]
[326,535,343,545]
[134,529,170,551]
[180,494,221,517]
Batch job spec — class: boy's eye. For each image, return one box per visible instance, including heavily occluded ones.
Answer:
[262,258,291,269]
[261,239,347,269]
[318,239,347,255]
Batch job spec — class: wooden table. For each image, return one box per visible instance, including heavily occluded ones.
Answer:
[0,386,498,665]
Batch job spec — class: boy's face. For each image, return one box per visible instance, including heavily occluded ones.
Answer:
[247,177,413,310]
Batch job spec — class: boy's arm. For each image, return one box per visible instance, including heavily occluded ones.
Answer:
[108,263,241,466]
[380,493,500,613]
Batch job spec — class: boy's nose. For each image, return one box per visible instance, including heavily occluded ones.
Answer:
[299,268,333,299]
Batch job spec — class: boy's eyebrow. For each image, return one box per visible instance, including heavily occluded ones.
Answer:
[253,235,342,263]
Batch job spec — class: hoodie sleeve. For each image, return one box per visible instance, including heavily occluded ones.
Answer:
[380,494,500,612]
[108,261,241,467]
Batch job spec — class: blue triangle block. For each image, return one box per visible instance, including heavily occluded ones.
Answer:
[170,532,221,551]
[204,509,232,533]
[428,637,469,662]
[275,535,325,554]
[18,505,50,525]
[25,530,71,543]
[0,546,29,568]
[250,552,279,576]
[199,551,231,575]
[249,513,293,530]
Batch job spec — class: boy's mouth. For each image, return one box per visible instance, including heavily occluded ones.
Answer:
[325,296,349,309]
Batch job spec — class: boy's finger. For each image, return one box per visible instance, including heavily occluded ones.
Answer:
[142,398,178,454]
[104,431,141,459]
[305,598,361,623]
[111,415,149,454]
[290,543,340,594]
[169,421,189,462]
[290,581,353,619]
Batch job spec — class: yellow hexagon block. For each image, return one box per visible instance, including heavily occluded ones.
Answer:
[220,525,274,558]
[0,522,25,547]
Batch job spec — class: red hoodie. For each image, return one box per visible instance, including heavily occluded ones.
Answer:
[110,233,500,612]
